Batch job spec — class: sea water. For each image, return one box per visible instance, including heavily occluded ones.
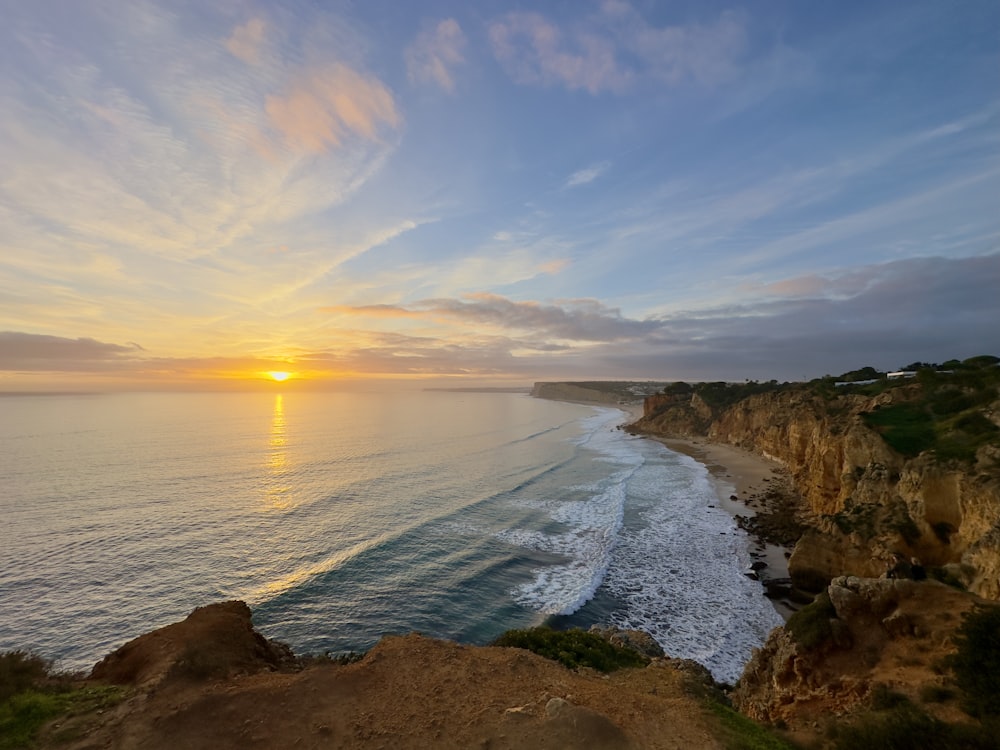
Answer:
[0,391,781,683]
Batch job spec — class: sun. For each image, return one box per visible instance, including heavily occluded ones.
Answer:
[268,371,292,382]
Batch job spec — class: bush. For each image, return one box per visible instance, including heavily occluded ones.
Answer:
[919,684,955,704]
[870,683,911,710]
[0,651,50,703]
[491,627,648,673]
[863,404,936,457]
[950,604,1000,718]
[0,651,126,750]
[828,704,997,750]
[786,592,837,650]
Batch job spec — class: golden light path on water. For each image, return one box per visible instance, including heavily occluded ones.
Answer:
[265,394,291,510]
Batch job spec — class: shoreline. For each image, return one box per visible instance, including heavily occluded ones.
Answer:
[552,396,797,620]
[643,435,796,620]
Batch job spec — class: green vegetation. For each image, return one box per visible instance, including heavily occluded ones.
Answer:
[0,651,126,750]
[301,650,366,667]
[785,592,837,649]
[702,699,800,750]
[0,652,49,704]
[862,404,937,457]
[491,627,648,673]
[852,356,1000,462]
[827,703,998,750]
[949,604,1000,718]
[653,356,998,464]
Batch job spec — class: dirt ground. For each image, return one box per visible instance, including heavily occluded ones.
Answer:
[40,602,730,750]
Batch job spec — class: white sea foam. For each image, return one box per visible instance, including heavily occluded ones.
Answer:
[496,406,783,684]
[497,408,641,615]
[604,446,784,684]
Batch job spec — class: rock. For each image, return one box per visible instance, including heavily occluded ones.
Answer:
[90,601,296,687]
[588,625,665,658]
[545,697,570,717]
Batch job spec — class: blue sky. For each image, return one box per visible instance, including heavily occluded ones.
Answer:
[1,0,998,389]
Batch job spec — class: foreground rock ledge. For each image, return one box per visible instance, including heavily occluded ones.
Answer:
[44,602,733,750]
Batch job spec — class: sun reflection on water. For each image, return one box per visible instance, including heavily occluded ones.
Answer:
[264,394,292,509]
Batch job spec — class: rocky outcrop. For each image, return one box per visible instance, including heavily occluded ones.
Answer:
[631,387,1000,599]
[90,601,296,688]
[733,577,983,729]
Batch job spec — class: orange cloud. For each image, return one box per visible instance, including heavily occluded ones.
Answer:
[265,64,400,153]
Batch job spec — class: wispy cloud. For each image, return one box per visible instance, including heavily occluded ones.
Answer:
[405,19,466,92]
[565,161,610,188]
[265,64,399,153]
[488,12,632,94]
[328,293,660,341]
[225,17,268,64]
[488,3,750,94]
[0,2,409,361]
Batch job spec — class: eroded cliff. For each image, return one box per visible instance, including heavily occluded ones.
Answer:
[631,374,1000,600]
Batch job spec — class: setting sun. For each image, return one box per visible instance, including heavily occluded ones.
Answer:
[268,371,292,382]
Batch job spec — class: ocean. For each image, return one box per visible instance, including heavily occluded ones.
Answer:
[0,390,781,684]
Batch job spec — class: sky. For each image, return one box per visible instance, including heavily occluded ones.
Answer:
[1,0,998,390]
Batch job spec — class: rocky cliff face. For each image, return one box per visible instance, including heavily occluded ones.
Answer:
[632,387,1000,600]
[733,576,983,731]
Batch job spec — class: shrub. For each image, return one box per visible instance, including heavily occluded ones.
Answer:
[786,592,837,650]
[919,684,955,704]
[870,683,911,710]
[863,404,936,457]
[949,604,1000,718]
[828,704,997,750]
[491,627,648,673]
[0,651,50,703]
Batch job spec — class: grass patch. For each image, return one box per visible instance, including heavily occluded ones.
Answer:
[0,684,126,750]
[703,699,799,750]
[863,404,936,457]
[491,627,648,673]
[785,592,837,650]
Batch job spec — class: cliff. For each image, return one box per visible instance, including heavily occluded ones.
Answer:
[13,602,774,750]
[733,575,997,742]
[631,373,1000,600]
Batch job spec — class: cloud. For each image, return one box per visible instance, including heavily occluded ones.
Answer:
[620,8,748,86]
[565,161,610,188]
[321,254,1000,381]
[489,12,631,94]
[0,332,143,371]
[265,64,400,153]
[405,19,466,92]
[328,293,659,342]
[225,17,268,64]
[488,4,749,94]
